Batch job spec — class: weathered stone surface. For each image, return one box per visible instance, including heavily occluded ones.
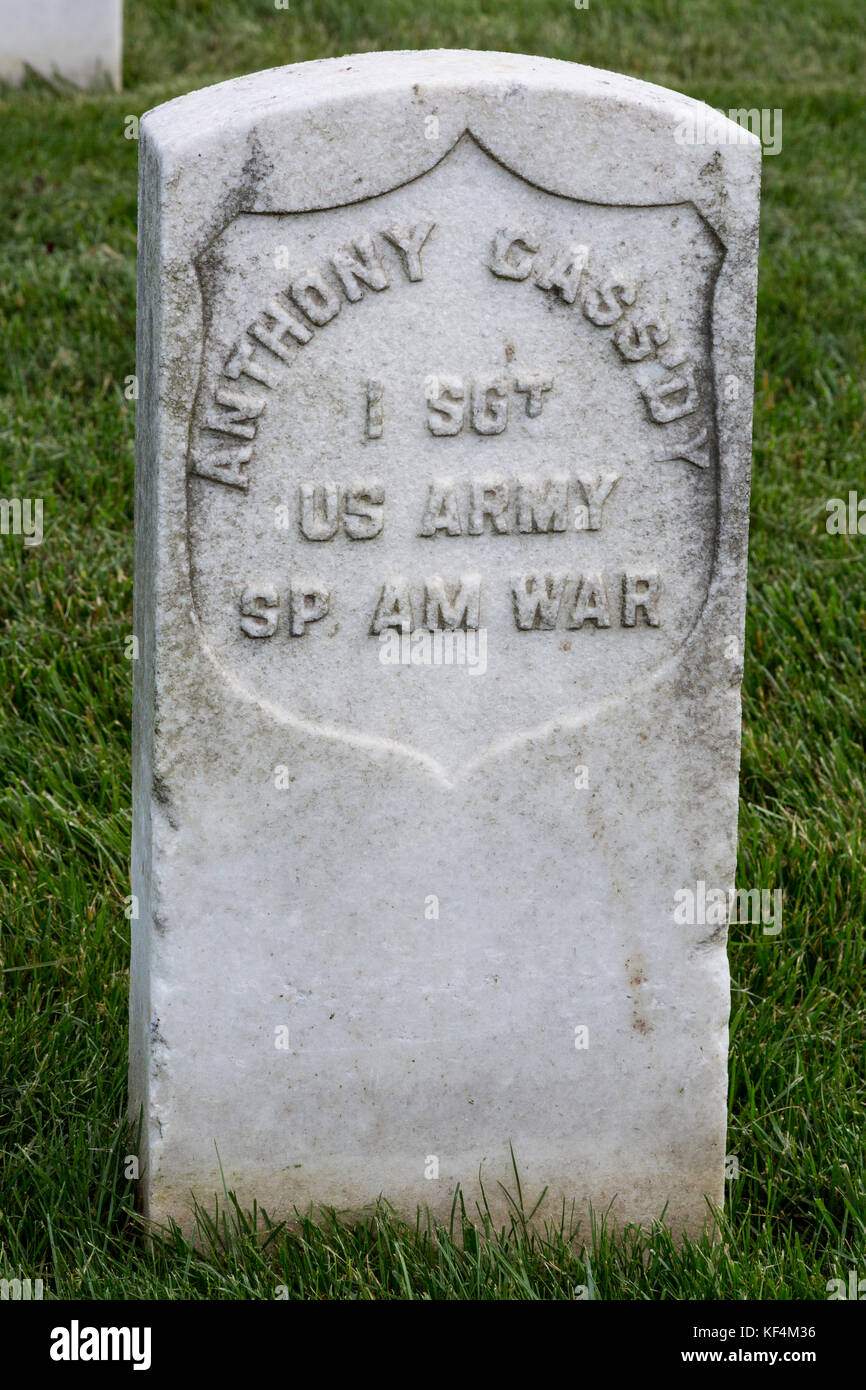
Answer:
[131,50,760,1239]
[0,0,122,89]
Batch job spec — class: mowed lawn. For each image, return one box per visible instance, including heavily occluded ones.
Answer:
[0,0,863,1298]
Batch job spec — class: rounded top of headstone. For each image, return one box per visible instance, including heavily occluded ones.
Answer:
[141,48,758,154]
[139,50,759,247]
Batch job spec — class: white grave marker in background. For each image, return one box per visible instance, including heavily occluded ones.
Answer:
[0,1,122,90]
[131,51,760,1238]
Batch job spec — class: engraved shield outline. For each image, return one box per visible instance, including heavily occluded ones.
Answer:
[183,128,726,785]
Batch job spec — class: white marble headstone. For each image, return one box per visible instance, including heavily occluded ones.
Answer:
[0,0,122,89]
[131,51,760,1239]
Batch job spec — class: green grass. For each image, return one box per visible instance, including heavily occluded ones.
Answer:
[0,0,863,1299]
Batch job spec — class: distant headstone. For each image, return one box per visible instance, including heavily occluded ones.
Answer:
[131,51,760,1239]
[0,0,122,90]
